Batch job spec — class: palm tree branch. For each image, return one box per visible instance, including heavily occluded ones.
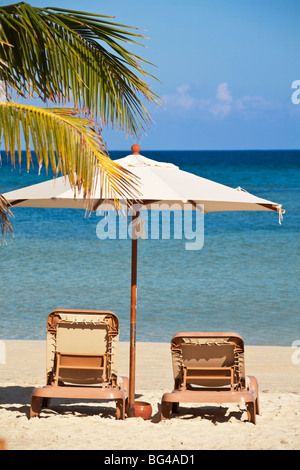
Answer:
[0,102,140,203]
[0,193,13,241]
[0,3,161,136]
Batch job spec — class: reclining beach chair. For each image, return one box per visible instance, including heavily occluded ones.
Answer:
[161,332,260,424]
[30,309,128,420]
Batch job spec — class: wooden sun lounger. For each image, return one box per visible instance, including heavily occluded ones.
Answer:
[30,309,128,420]
[161,332,260,424]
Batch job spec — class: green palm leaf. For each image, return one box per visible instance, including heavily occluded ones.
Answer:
[0,193,13,241]
[0,102,140,203]
[0,4,158,236]
[0,2,160,137]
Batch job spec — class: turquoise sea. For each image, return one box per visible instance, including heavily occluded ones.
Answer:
[0,149,299,346]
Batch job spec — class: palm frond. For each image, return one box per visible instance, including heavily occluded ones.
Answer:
[0,2,160,137]
[0,102,140,204]
[0,193,13,242]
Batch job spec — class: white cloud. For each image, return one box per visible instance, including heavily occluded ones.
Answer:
[162,84,196,110]
[209,83,232,117]
[162,82,279,119]
[234,95,279,111]
[209,101,232,118]
[176,84,190,94]
[216,83,232,103]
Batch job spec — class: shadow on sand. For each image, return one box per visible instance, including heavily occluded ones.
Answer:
[1,386,247,423]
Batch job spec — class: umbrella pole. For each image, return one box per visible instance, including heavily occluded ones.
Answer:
[128,212,139,418]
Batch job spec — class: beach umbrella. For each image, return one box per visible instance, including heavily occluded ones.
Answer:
[3,144,284,417]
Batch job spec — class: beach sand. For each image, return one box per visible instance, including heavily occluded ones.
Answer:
[0,340,299,451]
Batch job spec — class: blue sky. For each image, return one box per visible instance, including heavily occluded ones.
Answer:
[2,0,300,150]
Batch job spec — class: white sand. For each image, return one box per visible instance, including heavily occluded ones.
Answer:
[0,340,299,450]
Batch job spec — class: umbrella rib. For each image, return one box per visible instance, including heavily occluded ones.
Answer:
[257,202,280,212]
[92,199,103,212]
[8,199,27,207]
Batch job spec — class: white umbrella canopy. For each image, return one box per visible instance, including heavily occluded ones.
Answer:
[4,145,284,218]
[3,145,285,417]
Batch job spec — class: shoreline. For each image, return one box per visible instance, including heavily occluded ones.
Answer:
[1,340,299,450]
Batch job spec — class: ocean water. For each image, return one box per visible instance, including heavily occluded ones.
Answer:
[0,149,299,346]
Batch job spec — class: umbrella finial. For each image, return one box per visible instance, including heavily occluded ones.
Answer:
[131,144,140,155]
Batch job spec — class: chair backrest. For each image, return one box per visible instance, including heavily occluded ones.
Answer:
[170,332,246,389]
[46,309,119,386]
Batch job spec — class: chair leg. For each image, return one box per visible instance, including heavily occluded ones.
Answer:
[115,399,126,420]
[30,396,42,419]
[172,402,179,414]
[42,397,50,408]
[161,401,172,420]
[255,396,260,416]
[248,375,260,415]
[246,401,256,424]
